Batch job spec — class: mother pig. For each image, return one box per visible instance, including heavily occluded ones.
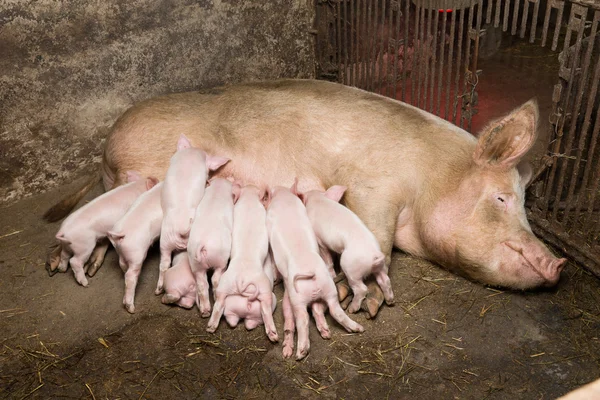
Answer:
[46,79,565,317]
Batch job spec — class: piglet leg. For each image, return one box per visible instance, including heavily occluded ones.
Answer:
[346,276,369,314]
[257,286,279,343]
[195,270,212,318]
[311,302,331,339]
[155,244,173,295]
[282,291,295,359]
[85,239,110,277]
[123,262,143,314]
[292,302,311,361]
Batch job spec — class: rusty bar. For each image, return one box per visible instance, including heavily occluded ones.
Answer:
[345,0,350,85]
[445,7,457,120]
[452,7,466,125]
[460,0,476,130]
[519,0,529,38]
[511,0,520,35]
[467,0,483,131]
[384,0,394,97]
[563,14,599,224]
[393,1,401,99]
[529,0,540,43]
[379,0,387,95]
[552,1,565,51]
[412,0,422,105]
[365,0,372,90]
[422,1,433,110]
[436,9,447,116]
[361,0,367,88]
[495,0,502,28]
[337,0,342,83]
[503,0,511,32]
[351,0,356,86]
[551,4,588,222]
[486,0,493,24]
[588,102,600,233]
[543,5,586,219]
[415,1,426,107]
[402,0,410,102]
[428,1,439,113]
[541,0,553,47]
[368,0,378,92]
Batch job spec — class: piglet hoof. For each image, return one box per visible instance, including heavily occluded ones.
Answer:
[318,328,331,340]
[125,303,135,314]
[154,286,164,296]
[206,324,218,334]
[282,346,294,359]
[76,276,89,287]
[267,331,279,343]
[340,295,353,310]
[336,281,351,302]
[296,347,309,361]
[200,310,211,318]
[347,300,362,314]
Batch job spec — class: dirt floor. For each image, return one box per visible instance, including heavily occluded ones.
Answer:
[2,38,600,400]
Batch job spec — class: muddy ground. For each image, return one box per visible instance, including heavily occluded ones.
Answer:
[1,177,599,400]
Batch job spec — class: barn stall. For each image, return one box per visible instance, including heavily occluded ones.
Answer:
[0,0,599,398]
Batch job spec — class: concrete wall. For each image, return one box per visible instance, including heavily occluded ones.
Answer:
[0,0,315,204]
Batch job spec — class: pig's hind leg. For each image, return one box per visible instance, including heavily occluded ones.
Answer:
[257,281,279,343]
[195,269,212,318]
[282,290,295,359]
[123,261,143,313]
[206,273,235,333]
[155,242,173,295]
[68,246,94,287]
[311,302,331,339]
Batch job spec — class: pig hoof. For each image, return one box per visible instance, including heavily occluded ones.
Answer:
[200,310,211,318]
[87,262,101,277]
[77,277,89,287]
[354,323,365,333]
[125,304,135,314]
[282,346,294,359]
[362,296,383,319]
[336,281,350,302]
[46,262,59,277]
[267,331,279,343]
[206,325,217,334]
[296,347,309,361]
[319,329,331,339]
[340,295,353,310]
[154,286,164,296]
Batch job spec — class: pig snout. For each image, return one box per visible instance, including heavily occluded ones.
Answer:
[503,233,566,288]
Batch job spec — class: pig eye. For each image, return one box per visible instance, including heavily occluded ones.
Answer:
[497,196,505,203]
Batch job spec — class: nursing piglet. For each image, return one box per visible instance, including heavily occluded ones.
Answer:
[156,134,229,295]
[108,182,163,313]
[55,172,158,287]
[206,185,278,343]
[162,251,197,309]
[223,250,278,330]
[300,184,394,313]
[266,184,363,360]
[187,178,238,317]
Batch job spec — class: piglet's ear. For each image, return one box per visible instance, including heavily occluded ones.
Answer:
[232,183,241,204]
[126,170,142,183]
[324,185,347,203]
[146,177,160,190]
[206,155,230,172]
[177,134,193,151]
[473,99,538,169]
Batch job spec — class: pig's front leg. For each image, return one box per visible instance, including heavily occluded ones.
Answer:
[282,290,295,359]
[343,190,399,318]
[85,239,110,277]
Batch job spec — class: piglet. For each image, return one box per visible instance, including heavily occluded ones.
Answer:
[266,183,364,360]
[55,171,158,287]
[223,250,278,330]
[299,184,394,313]
[107,182,163,313]
[156,134,229,295]
[187,178,238,317]
[162,251,197,309]
[206,185,279,343]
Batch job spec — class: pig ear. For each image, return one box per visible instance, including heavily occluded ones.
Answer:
[107,231,125,242]
[473,99,538,169]
[325,185,347,203]
[517,160,534,188]
[206,155,230,172]
[232,183,241,204]
[177,134,192,151]
[146,177,159,190]
[125,170,142,183]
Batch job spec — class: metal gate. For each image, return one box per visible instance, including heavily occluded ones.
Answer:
[316,0,600,277]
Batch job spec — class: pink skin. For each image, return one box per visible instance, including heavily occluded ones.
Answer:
[162,251,197,309]
[299,182,394,313]
[266,184,364,361]
[187,178,238,317]
[156,134,230,295]
[55,172,158,287]
[223,248,278,329]
[206,185,279,343]
[107,182,164,313]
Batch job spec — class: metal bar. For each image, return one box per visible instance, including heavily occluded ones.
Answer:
[379,0,387,95]
[384,0,394,97]
[365,0,372,90]
[361,0,367,88]
[429,7,440,114]
[412,0,422,105]
[337,0,342,83]
[436,9,447,116]
[552,1,565,51]
[402,0,410,102]
[344,0,349,85]
[351,0,356,86]
[486,0,493,24]
[503,0,511,32]
[467,0,483,132]
[452,8,466,125]
[529,0,540,43]
[445,7,457,120]
[369,0,378,92]
[588,103,600,233]
[416,1,426,107]
[519,0,530,38]
[392,1,401,100]
[511,0,520,35]
[563,13,599,224]
[495,0,502,28]
[422,1,433,110]
[541,0,552,47]
[461,0,476,130]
